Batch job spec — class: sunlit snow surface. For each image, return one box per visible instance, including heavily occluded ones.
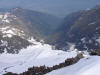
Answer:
[0,41,77,75]
[0,26,25,38]
[46,56,100,75]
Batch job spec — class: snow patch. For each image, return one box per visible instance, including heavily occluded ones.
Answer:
[81,37,86,43]
[0,15,3,19]
[96,27,100,30]
[96,37,100,44]
[88,22,96,26]
[0,26,25,38]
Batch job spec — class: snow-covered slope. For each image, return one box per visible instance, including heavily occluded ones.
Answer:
[0,40,77,75]
[46,56,100,75]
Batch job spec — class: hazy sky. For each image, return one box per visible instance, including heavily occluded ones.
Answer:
[0,0,100,17]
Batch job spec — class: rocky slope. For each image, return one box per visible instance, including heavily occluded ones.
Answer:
[0,12,32,53]
[50,5,100,51]
[0,8,61,53]
[11,8,61,36]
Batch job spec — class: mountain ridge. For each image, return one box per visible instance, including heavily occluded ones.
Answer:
[0,7,61,53]
[49,5,100,51]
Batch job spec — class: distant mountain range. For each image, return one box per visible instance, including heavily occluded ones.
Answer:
[0,0,100,17]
